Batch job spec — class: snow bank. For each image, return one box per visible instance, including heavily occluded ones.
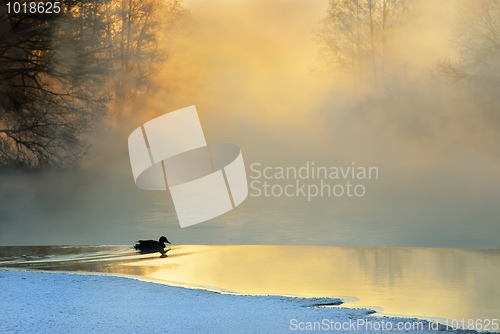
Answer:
[0,270,475,333]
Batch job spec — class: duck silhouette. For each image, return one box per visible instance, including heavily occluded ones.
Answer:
[134,236,171,258]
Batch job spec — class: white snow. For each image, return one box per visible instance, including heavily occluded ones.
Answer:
[0,270,475,334]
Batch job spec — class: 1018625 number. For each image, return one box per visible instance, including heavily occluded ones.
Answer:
[6,1,62,14]
[444,319,498,331]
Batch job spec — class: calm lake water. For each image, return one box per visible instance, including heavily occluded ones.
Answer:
[1,171,500,249]
[1,245,499,324]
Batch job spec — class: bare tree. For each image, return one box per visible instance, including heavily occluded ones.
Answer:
[0,1,109,168]
[315,0,409,92]
[102,0,188,106]
[434,0,500,127]
[439,1,500,93]
[0,0,188,168]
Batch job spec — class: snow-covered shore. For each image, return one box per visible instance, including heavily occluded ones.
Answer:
[0,270,480,334]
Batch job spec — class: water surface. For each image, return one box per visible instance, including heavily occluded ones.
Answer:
[1,245,499,323]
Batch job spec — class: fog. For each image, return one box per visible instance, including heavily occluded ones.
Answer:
[0,0,499,247]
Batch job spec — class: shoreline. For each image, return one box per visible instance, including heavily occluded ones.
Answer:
[1,269,489,334]
[1,244,499,333]
[0,267,460,327]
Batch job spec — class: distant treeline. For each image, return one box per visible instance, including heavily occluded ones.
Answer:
[316,0,500,93]
[1,0,499,168]
[313,0,500,139]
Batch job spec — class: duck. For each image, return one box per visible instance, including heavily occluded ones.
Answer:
[134,236,171,257]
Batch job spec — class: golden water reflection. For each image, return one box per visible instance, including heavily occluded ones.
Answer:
[1,245,499,321]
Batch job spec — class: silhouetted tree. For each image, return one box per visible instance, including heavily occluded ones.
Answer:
[101,0,188,106]
[0,0,188,168]
[0,1,109,168]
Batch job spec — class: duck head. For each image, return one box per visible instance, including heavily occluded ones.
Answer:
[159,236,170,244]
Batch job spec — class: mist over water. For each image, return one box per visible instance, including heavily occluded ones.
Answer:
[0,0,499,248]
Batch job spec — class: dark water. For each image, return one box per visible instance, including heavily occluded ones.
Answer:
[1,245,499,325]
